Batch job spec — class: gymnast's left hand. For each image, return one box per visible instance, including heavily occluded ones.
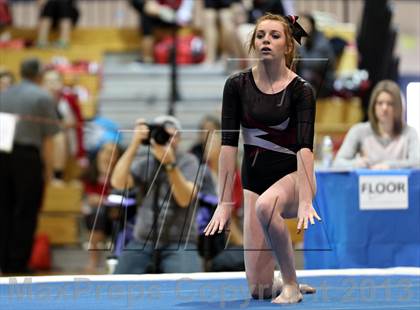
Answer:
[203,202,233,236]
[297,203,321,234]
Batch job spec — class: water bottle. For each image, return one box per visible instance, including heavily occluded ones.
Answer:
[106,256,118,274]
[321,135,333,168]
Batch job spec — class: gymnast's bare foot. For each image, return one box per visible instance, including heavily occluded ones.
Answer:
[272,284,303,304]
[299,283,316,294]
[273,277,316,295]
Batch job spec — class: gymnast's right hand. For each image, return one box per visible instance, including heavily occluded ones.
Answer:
[203,202,233,236]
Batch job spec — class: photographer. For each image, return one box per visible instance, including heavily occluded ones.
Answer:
[111,115,212,274]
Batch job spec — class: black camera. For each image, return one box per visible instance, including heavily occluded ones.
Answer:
[141,123,171,145]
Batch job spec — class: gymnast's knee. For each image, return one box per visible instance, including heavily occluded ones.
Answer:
[255,195,286,226]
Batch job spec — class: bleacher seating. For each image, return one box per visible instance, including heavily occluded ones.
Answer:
[37,181,83,245]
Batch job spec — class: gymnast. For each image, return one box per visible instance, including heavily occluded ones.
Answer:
[204,13,321,304]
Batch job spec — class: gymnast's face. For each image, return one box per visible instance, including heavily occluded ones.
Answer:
[254,20,289,61]
[374,91,395,125]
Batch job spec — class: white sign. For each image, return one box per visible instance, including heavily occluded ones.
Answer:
[0,112,18,153]
[359,175,408,210]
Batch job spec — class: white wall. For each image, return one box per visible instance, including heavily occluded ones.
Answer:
[407,83,420,138]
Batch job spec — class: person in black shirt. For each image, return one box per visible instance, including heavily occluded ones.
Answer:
[296,14,336,98]
[204,14,321,304]
[248,0,285,24]
[128,0,194,63]
[0,58,60,274]
[37,0,79,48]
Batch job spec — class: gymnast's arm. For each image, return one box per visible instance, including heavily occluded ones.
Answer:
[295,82,321,231]
[203,145,238,235]
[218,146,238,206]
[295,82,316,200]
[218,76,241,206]
[204,76,241,235]
[297,148,315,206]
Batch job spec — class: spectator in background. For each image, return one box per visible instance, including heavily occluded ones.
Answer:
[111,115,213,274]
[247,0,286,24]
[0,58,60,274]
[42,68,85,180]
[37,0,79,48]
[296,14,336,98]
[0,0,12,42]
[83,116,120,156]
[198,0,246,66]
[333,80,420,169]
[82,142,121,273]
[0,69,15,92]
[190,115,223,171]
[129,0,194,63]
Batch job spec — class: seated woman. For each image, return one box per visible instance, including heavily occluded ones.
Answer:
[333,80,420,169]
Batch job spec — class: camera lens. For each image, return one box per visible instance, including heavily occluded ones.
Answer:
[140,123,171,145]
[152,126,171,145]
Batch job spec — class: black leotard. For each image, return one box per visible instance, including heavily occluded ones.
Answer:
[221,68,316,195]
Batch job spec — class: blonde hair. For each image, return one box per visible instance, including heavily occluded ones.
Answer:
[248,13,296,68]
[368,80,404,136]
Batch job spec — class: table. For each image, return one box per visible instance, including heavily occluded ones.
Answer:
[304,169,420,269]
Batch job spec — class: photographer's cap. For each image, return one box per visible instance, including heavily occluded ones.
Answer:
[153,115,182,132]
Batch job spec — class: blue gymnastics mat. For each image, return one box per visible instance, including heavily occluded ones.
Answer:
[1,268,419,310]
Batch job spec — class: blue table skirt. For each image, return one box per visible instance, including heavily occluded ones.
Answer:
[304,169,420,269]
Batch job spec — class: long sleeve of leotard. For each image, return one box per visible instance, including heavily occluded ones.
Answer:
[294,81,316,152]
[221,76,241,147]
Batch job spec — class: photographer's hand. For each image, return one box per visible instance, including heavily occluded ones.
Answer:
[110,119,147,190]
[150,138,176,164]
[151,138,196,208]
[132,118,149,147]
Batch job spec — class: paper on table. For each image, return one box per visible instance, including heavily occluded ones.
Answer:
[0,112,18,153]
